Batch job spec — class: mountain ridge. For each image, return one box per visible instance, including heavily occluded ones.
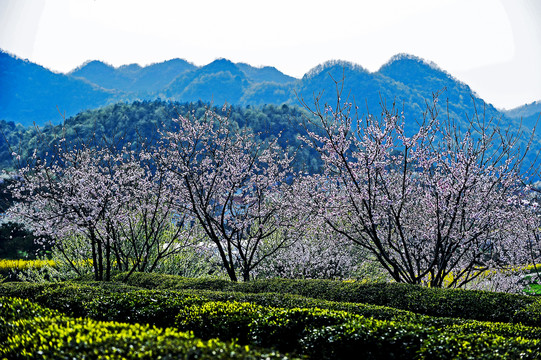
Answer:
[1,49,539,130]
[0,50,121,126]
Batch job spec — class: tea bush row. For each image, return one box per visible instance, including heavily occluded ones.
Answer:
[174,300,541,359]
[3,292,538,359]
[115,272,541,326]
[2,281,541,359]
[0,282,198,327]
[0,296,295,360]
[0,281,484,329]
[1,280,540,332]
[0,281,433,328]
[175,301,426,359]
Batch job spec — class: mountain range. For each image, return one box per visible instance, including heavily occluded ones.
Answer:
[0,49,538,129]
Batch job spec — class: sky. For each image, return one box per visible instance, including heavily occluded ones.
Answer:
[0,0,540,110]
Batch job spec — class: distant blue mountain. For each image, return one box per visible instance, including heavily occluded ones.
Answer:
[235,63,296,84]
[377,54,494,121]
[504,100,541,129]
[70,58,197,93]
[505,100,541,118]
[0,50,119,126]
[1,49,532,132]
[164,58,250,105]
[293,56,507,135]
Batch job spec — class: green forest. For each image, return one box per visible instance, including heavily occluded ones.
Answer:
[0,100,320,173]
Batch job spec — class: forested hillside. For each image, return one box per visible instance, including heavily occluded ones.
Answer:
[0,100,319,172]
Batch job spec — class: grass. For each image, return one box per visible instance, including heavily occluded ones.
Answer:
[526,283,541,295]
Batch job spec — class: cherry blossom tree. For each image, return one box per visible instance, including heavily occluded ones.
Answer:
[298,89,538,288]
[254,221,366,280]
[157,107,299,281]
[7,135,195,281]
[99,143,198,281]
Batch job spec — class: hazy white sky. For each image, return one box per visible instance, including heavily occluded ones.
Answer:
[1,0,540,110]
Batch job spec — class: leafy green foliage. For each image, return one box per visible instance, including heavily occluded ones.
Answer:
[113,271,236,291]
[514,300,541,326]
[85,290,205,327]
[249,307,357,353]
[0,282,135,315]
[0,296,60,342]
[300,318,428,360]
[0,297,294,360]
[0,281,422,327]
[177,301,266,343]
[115,272,541,326]
[0,222,49,260]
[0,100,319,173]
[173,299,541,359]
[176,299,428,358]
[0,282,56,300]
[2,280,541,359]
[418,333,540,359]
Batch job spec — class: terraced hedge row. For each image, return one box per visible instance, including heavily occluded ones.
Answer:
[1,280,541,359]
[0,281,426,328]
[1,278,540,329]
[114,272,541,326]
[175,300,541,359]
[0,297,295,360]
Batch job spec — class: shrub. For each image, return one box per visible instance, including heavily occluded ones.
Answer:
[2,316,296,359]
[0,281,441,329]
[442,321,541,340]
[0,282,207,327]
[34,282,139,317]
[0,281,458,330]
[177,301,266,343]
[117,273,539,325]
[249,307,357,353]
[4,278,541,332]
[3,285,541,359]
[85,290,206,327]
[112,271,235,291]
[179,289,425,323]
[0,282,139,317]
[300,318,429,360]
[175,300,433,359]
[0,282,58,300]
[418,332,541,359]
[0,296,60,342]
[0,297,296,360]
[513,299,541,326]
[0,296,60,322]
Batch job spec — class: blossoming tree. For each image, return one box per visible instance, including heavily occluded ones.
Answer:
[299,90,538,288]
[157,108,299,281]
[8,136,195,281]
